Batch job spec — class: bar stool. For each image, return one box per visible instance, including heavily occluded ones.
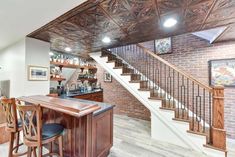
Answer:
[16,103,64,157]
[0,98,27,157]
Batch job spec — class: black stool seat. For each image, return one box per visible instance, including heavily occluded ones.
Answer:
[42,123,64,140]
[18,119,22,127]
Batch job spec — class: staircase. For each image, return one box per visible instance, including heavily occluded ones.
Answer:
[90,44,227,157]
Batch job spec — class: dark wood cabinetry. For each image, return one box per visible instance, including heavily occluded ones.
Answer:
[72,91,103,102]
[92,109,113,157]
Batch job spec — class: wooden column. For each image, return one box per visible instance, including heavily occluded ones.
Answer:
[211,86,226,150]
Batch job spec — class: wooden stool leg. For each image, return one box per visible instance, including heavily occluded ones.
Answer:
[38,146,42,157]
[33,147,37,157]
[58,136,63,157]
[27,147,32,157]
[14,131,20,153]
[8,132,14,157]
[49,142,52,157]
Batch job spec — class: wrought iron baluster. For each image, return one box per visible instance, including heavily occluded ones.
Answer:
[173,70,175,108]
[177,72,180,114]
[203,88,206,133]
[209,92,212,144]
[196,85,202,132]
[187,78,189,119]
[192,82,195,131]
[153,55,155,96]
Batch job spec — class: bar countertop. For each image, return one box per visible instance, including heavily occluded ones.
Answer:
[18,95,101,117]
[18,95,114,117]
[63,89,103,97]
[59,95,114,116]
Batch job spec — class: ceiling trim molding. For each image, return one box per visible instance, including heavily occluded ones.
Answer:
[28,0,102,37]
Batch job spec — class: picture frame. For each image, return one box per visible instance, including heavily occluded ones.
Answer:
[209,58,235,87]
[104,71,112,82]
[28,66,49,81]
[154,37,172,55]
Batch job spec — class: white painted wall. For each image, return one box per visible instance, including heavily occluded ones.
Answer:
[0,39,26,97]
[0,37,50,97]
[24,37,50,96]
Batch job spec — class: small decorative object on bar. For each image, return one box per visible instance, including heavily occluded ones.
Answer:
[104,71,112,82]
[28,66,48,81]
[154,37,172,55]
[209,58,235,87]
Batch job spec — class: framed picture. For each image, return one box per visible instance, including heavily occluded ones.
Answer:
[209,59,235,87]
[28,66,48,81]
[154,37,172,55]
[104,71,112,82]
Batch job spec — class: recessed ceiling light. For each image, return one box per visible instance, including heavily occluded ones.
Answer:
[49,52,54,56]
[163,18,177,28]
[102,37,111,44]
[65,47,72,52]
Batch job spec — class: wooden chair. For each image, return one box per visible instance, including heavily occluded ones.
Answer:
[16,103,64,157]
[0,98,27,157]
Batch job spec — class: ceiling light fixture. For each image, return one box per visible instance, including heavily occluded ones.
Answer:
[102,37,111,44]
[163,18,177,28]
[65,47,72,52]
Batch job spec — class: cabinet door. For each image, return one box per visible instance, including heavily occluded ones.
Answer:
[92,109,113,157]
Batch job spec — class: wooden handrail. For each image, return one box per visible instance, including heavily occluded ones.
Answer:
[137,43,213,92]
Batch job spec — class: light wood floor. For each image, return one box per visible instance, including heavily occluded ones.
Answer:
[0,114,234,157]
[109,115,235,157]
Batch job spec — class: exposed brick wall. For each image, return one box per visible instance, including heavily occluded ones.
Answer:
[96,64,151,121]
[66,63,151,121]
[140,34,235,139]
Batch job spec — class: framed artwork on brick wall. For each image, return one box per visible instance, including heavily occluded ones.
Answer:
[209,58,235,87]
[154,37,172,55]
[104,71,112,82]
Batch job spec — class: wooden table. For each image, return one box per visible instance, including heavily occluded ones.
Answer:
[18,95,101,157]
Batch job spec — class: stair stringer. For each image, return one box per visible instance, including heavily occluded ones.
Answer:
[90,52,225,157]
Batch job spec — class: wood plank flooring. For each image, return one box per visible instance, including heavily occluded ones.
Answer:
[0,114,234,157]
[109,115,210,157]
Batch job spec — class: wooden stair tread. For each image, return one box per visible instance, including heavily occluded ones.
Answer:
[130,80,147,83]
[203,144,227,153]
[138,88,151,91]
[121,73,133,76]
[148,96,164,100]
[100,55,109,57]
[172,117,190,123]
[113,66,123,69]
[159,106,175,111]
[129,80,142,83]
[187,130,208,137]
[106,60,116,63]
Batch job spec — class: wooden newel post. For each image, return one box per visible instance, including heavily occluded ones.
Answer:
[211,86,226,150]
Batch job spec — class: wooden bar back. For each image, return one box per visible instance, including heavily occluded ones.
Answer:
[0,98,19,132]
[16,103,42,147]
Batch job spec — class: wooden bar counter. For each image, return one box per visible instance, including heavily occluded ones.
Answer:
[19,95,114,157]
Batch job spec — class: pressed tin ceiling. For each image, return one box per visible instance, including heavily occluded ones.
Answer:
[28,0,235,57]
